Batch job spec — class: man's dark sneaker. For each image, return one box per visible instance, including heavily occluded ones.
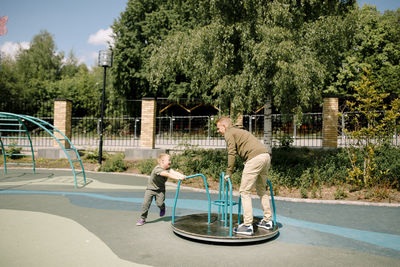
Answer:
[233,223,254,236]
[136,219,146,226]
[160,207,166,217]
[258,219,274,230]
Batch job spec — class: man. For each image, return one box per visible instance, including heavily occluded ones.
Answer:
[216,116,273,235]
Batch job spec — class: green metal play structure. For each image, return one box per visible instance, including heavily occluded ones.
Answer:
[0,112,86,188]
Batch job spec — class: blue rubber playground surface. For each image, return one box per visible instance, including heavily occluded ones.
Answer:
[0,168,399,266]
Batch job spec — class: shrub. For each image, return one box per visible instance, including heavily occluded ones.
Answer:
[171,148,230,180]
[300,187,308,198]
[311,187,318,198]
[83,149,107,163]
[278,134,294,149]
[6,143,24,159]
[99,153,127,172]
[374,144,400,189]
[334,187,347,200]
[342,70,400,188]
[137,159,157,175]
[134,146,400,192]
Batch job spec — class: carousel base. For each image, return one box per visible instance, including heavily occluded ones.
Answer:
[172,213,279,244]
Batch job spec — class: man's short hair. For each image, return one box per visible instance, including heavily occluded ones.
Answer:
[216,116,232,127]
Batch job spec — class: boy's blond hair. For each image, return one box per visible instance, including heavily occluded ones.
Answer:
[157,153,170,164]
[216,116,232,127]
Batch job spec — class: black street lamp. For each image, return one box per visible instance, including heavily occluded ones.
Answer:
[98,50,113,164]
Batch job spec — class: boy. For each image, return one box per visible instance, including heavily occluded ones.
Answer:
[136,153,186,226]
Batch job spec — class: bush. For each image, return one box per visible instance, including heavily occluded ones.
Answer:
[170,148,230,180]
[6,143,24,159]
[300,187,308,198]
[133,146,400,191]
[99,153,127,172]
[374,144,400,189]
[334,187,347,200]
[137,158,157,175]
[271,148,350,188]
[83,149,108,163]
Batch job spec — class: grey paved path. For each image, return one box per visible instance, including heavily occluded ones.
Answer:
[0,168,399,267]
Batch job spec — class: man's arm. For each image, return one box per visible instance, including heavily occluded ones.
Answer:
[225,132,236,176]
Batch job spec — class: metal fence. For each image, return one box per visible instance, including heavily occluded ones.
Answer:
[154,113,323,149]
[247,113,323,147]
[338,111,400,147]
[2,99,398,151]
[1,113,324,150]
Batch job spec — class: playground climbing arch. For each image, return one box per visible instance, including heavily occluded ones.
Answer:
[0,112,86,188]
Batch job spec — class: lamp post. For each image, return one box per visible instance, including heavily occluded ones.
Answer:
[98,50,113,164]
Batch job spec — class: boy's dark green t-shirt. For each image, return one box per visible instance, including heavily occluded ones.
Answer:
[147,165,168,191]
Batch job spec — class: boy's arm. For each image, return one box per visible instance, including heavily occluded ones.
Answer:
[160,169,186,180]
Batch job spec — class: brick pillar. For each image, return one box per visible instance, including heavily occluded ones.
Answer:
[54,99,72,148]
[140,98,156,148]
[322,97,338,148]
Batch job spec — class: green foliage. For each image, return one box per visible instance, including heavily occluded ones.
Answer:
[374,144,400,190]
[137,159,157,175]
[16,30,63,83]
[271,147,350,188]
[0,30,110,117]
[331,7,400,97]
[170,147,230,180]
[99,153,127,172]
[129,145,400,192]
[311,187,318,199]
[300,187,308,199]
[113,0,356,115]
[334,187,348,200]
[1,2,398,123]
[343,70,400,188]
[5,143,24,159]
[82,149,107,163]
[277,134,294,149]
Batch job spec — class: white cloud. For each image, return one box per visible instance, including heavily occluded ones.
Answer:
[89,51,99,60]
[0,41,30,59]
[85,51,99,66]
[88,27,114,47]
[77,55,87,65]
[77,51,100,68]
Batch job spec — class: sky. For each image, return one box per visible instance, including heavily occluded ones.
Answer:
[0,0,128,67]
[0,0,399,67]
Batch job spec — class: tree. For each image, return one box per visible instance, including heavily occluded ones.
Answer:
[51,65,101,117]
[16,30,63,82]
[112,0,357,151]
[332,6,400,98]
[342,69,400,188]
[147,0,356,114]
[61,50,80,78]
[14,30,63,108]
[0,30,109,117]
[302,9,359,96]
[113,0,358,111]
[0,56,21,112]
[111,0,186,99]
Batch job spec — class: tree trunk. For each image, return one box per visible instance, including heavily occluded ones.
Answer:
[263,95,272,154]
